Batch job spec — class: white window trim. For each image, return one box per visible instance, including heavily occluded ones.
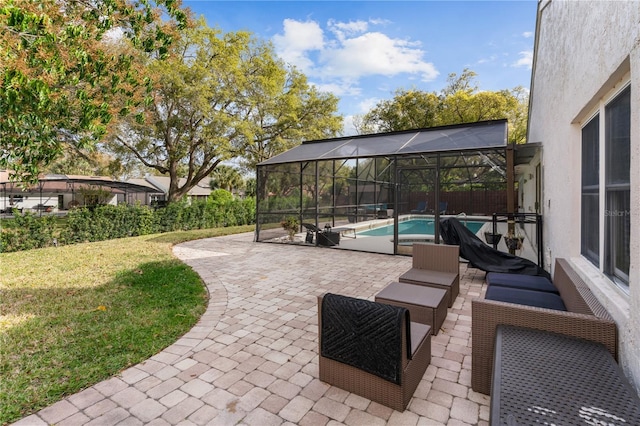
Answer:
[579,79,631,295]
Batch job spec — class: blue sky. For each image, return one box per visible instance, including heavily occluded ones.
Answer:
[183,1,537,134]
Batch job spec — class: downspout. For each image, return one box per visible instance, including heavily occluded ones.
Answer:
[507,141,516,253]
[255,166,262,242]
[355,159,359,222]
[393,157,399,255]
[314,161,319,231]
[331,160,336,226]
[434,153,441,244]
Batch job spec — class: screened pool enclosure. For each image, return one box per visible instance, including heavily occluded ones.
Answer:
[255,120,515,255]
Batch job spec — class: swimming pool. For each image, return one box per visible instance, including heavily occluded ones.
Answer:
[358,218,484,237]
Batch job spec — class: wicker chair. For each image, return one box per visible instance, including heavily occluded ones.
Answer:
[471,258,618,395]
[398,243,460,307]
[317,293,431,411]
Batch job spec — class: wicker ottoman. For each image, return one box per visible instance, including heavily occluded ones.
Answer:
[375,282,448,335]
[398,268,458,307]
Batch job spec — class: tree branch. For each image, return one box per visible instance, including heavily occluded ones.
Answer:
[115,135,168,174]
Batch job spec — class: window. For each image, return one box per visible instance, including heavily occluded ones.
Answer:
[581,115,599,264]
[580,85,630,288]
[605,87,631,285]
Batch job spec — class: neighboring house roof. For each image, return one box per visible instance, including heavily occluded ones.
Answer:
[142,176,211,197]
[126,178,163,194]
[0,170,211,197]
[0,172,159,194]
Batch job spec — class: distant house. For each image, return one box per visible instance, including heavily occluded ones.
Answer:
[0,171,212,213]
[128,176,212,205]
[125,178,164,206]
[525,0,639,391]
[0,171,158,213]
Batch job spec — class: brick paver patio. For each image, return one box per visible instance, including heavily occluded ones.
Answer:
[14,232,490,425]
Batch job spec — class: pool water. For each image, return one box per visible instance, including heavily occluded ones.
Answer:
[358,219,484,237]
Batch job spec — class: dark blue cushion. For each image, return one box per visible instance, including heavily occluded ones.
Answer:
[486,272,559,294]
[485,285,567,311]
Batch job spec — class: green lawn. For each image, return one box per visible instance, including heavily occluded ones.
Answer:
[0,225,254,425]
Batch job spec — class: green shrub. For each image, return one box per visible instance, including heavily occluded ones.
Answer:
[131,204,157,235]
[0,211,57,252]
[263,191,312,213]
[2,196,257,252]
[209,189,234,205]
[62,204,157,244]
[154,201,186,233]
[234,197,256,226]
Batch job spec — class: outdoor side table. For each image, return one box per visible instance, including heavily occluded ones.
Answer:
[491,325,640,425]
[375,282,448,335]
[317,231,340,246]
[398,268,458,307]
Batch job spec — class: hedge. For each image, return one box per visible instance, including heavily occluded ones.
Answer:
[0,194,256,253]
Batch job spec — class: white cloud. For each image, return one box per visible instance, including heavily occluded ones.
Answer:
[327,19,369,41]
[342,115,359,136]
[477,55,497,65]
[272,19,324,73]
[321,32,438,81]
[369,18,391,26]
[512,50,533,69]
[358,97,380,113]
[522,31,534,38]
[273,18,438,91]
[311,81,361,97]
[340,98,382,136]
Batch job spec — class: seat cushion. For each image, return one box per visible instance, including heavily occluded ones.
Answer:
[486,272,559,294]
[399,268,458,287]
[409,322,431,356]
[485,285,567,311]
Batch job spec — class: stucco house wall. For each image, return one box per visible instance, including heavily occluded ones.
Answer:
[528,0,640,391]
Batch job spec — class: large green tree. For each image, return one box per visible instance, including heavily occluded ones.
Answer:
[45,149,122,177]
[355,90,441,134]
[109,20,342,202]
[357,69,528,144]
[239,70,343,172]
[0,0,189,183]
[210,164,244,193]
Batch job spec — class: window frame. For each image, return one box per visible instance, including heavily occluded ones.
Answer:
[604,86,631,286]
[580,114,600,265]
[580,83,631,290]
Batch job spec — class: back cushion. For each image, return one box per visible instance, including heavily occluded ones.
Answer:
[485,285,567,311]
[486,272,559,294]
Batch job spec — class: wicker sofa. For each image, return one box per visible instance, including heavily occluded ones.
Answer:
[472,258,618,395]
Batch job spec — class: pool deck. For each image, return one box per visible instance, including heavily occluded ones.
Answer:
[14,232,491,426]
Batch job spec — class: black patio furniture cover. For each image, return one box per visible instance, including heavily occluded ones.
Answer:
[439,217,551,279]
